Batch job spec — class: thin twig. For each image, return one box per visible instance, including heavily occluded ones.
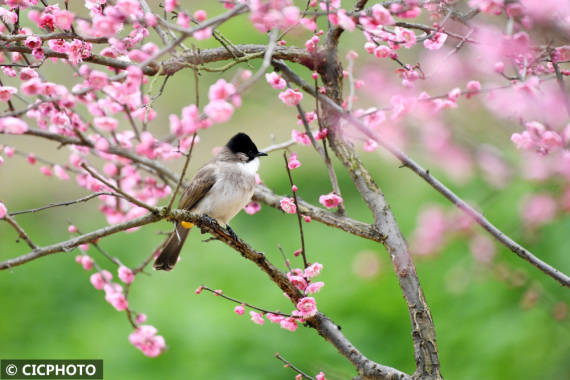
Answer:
[200,286,293,317]
[81,164,158,213]
[275,353,315,380]
[283,152,308,268]
[9,192,120,216]
[3,214,37,249]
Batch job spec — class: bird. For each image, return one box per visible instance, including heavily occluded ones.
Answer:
[153,132,268,271]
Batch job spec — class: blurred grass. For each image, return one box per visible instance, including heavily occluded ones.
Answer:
[1,1,570,379]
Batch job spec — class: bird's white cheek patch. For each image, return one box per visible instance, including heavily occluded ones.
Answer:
[239,157,260,175]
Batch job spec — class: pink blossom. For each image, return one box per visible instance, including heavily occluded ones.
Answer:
[372,4,395,25]
[469,0,504,15]
[195,286,204,294]
[249,311,265,325]
[0,202,7,219]
[129,325,166,357]
[280,317,298,332]
[208,79,236,102]
[88,70,109,90]
[278,89,303,106]
[305,36,320,53]
[288,153,301,170]
[234,305,245,315]
[465,81,481,98]
[104,284,128,311]
[315,372,326,380]
[0,8,18,24]
[80,255,94,271]
[265,72,286,89]
[20,68,38,81]
[24,36,41,49]
[118,266,134,284]
[0,86,17,102]
[521,194,557,228]
[68,225,78,233]
[364,139,379,152]
[204,100,234,124]
[307,281,324,294]
[291,129,311,145]
[164,0,178,12]
[4,147,14,157]
[40,166,53,177]
[53,165,69,180]
[296,297,317,318]
[194,27,212,40]
[319,192,343,209]
[289,275,308,291]
[469,235,496,264]
[0,117,28,134]
[374,45,392,59]
[424,32,447,50]
[448,88,461,101]
[336,10,355,31]
[244,201,261,215]
[94,137,110,152]
[54,9,74,30]
[303,215,312,223]
[26,153,36,165]
[90,270,112,290]
[136,313,147,324]
[264,313,283,324]
[410,206,448,256]
[304,262,323,278]
[280,198,297,214]
[94,116,118,132]
[21,78,42,95]
[395,27,417,48]
[292,185,298,192]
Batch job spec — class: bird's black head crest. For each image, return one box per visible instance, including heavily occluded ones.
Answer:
[226,133,267,160]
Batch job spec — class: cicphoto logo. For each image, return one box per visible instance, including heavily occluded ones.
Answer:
[0,360,102,379]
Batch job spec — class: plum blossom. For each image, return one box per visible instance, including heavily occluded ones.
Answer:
[244,201,261,215]
[424,32,447,50]
[278,89,303,106]
[280,198,296,214]
[296,297,317,318]
[234,305,245,315]
[0,86,17,102]
[336,10,355,31]
[118,266,134,284]
[306,282,324,294]
[265,72,286,89]
[279,317,298,332]
[319,192,343,209]
[249,311,265,325]
[90,270,112,290]
[94,116,118,132]
[204,100,234,124]
[129,325,166,357]
[521,194,557,228]
[304,262,323,278]
[0,117,28,134]
[394,27,417,48]
[288,153,301,170]
[53,165,69,180]
[292,129,311,145]
[54,9,74,30]
[316,372,326,380]
[0,202,6,219]
[104,283,128,311]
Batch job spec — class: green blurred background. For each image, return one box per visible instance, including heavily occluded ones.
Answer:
[1,1,569,379]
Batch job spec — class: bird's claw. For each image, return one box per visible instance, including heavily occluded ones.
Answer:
[225,224,239,243]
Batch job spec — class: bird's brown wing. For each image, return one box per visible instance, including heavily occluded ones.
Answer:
[178,165,217,210]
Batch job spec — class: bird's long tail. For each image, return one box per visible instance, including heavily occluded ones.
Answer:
[153,222,192,271]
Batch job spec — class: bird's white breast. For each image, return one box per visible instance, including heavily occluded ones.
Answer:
[193,158,259,225]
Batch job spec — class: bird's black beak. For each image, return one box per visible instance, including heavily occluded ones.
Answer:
[256,152,268,157]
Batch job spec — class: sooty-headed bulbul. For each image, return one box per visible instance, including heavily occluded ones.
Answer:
[153,133,267,271]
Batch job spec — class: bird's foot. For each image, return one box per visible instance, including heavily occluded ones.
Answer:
[225,224,239,243]
[200,214,218,233]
